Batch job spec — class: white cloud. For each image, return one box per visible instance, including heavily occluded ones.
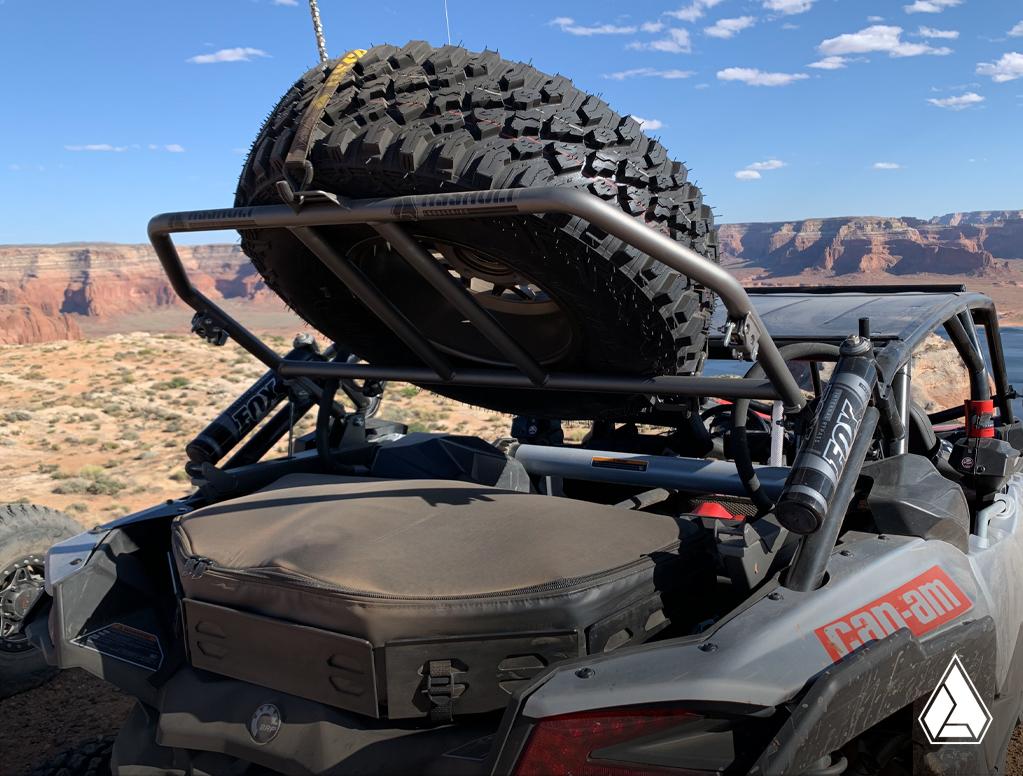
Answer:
[819,25,953,57]
[628,28,692,53]
[873,162,902,169]
[809,55,849,69]
[706,16,756,39]
[868,15,885,22]
[641,21,666,33]
[904,0,960,13]
[1010,22,1023,37]
[927,91,984,109]
[604,67,694,80]
[717,67,809,86]
[64,144,128,152]
[666,0,725,23]
[763,0,815,14]
[187,47,269,64]
[272,0,298,5]
[633,116,665,131]
[549,17,637,35]
[747,159,786,170]
[977,52,1023,82]
[164,144,186,153]
[916,26,959,39]
[735,159,786,180]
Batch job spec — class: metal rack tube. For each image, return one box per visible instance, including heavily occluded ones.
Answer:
[278,360,783,399]
[289,226,455,380]
[148,187,805,410]
[371,221,548,386]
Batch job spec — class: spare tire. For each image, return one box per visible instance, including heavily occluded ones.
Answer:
[236,41,718,419]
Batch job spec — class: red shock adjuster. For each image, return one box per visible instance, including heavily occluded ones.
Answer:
[965,399,996,438]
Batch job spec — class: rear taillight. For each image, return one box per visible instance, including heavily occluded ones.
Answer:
[513,707,699,776]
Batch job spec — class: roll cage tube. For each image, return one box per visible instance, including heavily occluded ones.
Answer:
[945,314,992,402]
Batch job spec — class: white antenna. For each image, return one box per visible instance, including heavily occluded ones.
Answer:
[444,0,452,45]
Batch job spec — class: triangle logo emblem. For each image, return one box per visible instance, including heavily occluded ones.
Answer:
[918,654,992,745]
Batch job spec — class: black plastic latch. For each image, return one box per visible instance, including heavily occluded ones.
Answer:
[190,311,229,346]
[424,660,465,723]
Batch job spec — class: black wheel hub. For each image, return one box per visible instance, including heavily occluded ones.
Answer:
[0,555,45,653]
[349,236,577,366]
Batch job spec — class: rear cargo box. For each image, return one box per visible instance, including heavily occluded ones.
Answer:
[172,474,709,719]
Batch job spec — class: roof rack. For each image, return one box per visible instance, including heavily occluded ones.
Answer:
[147,186,807,413]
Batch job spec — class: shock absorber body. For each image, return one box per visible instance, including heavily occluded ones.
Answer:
[776,335,878,535]
[186,336,323,468]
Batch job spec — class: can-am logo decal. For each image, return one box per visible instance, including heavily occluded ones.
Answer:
[919,655,992,745]
[815,566,971,662]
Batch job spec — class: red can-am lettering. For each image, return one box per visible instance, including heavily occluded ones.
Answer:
[815,566,972,662]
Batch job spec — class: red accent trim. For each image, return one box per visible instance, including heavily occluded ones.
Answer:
[692,502,743,521]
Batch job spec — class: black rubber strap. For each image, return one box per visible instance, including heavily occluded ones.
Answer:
[284,48,367,190]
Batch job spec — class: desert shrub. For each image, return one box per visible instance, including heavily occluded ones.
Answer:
[154,376,190,390]
[53,466,126,496]
[4,410,32,422]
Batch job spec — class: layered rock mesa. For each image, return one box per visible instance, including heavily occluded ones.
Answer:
[718,210,1023,276]
[0,243,269,344]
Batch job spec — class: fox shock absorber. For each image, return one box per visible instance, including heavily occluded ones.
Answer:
[186,336,324,468]
[776,335,878,535]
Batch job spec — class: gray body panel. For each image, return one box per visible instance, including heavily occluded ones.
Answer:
[521,473,1023,719]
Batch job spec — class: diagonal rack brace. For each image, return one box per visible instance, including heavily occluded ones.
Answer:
[148,187,806,412]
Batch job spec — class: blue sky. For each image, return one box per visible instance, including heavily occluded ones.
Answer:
[0,0,1021,244]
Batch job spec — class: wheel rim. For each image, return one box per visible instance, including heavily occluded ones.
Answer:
[349,236,577,366]
[0,554,45,653]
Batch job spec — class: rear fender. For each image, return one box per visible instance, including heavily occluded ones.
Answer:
[494,531,997,773]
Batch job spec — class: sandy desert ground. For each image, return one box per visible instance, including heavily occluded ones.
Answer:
[0,331,572,525]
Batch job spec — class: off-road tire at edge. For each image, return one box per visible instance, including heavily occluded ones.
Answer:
[236,41,718,419]
[0,503,80,700]
[26,736,114,776]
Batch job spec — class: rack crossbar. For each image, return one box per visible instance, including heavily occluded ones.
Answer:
[277,360,782,400]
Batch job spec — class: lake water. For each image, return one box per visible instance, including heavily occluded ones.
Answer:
[703,326,1023,418]
[998,327,1023,418]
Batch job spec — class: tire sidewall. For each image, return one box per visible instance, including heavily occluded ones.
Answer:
[0,503,80,699]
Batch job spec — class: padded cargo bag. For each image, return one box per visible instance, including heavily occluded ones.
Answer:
[172,473,709,720]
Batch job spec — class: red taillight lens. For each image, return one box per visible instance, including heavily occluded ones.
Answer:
[513,707,698,776]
